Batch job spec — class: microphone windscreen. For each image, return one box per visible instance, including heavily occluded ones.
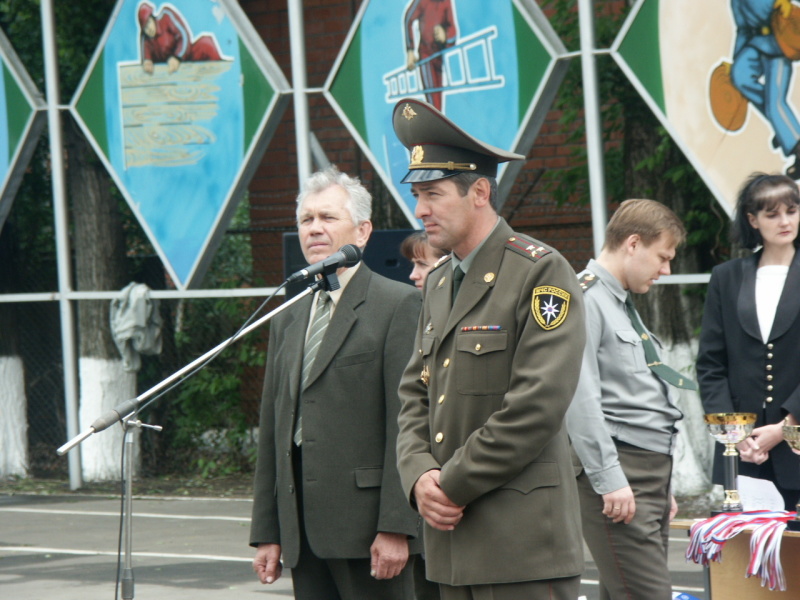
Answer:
[340,244,362,266]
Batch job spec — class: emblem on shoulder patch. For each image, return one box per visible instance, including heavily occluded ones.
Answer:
[532,286,570,330]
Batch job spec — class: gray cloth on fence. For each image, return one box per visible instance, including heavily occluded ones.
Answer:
[110,282,163,371]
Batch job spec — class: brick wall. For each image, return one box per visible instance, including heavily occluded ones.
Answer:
[242,0,600,280]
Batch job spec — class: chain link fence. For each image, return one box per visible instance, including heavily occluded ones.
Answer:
[1,198,278,480]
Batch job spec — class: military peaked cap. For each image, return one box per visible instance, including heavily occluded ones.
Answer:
[392,98,525,183]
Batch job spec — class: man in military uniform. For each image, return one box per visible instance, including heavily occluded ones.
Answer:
[566,199,694,600]
[393,97,586,600]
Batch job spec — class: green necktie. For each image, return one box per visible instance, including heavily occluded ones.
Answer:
[624,294,698,391]
[453,265,465,299]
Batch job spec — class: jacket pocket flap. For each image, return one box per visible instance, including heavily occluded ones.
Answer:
[615,329,641,346]
[501,462,559,494]
[354,467,383,488]
[334,350,374,368]
[456,331,507,356]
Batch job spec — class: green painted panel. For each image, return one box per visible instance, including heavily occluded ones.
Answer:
[619,0,664,112]
[3,63,32,159]
[330,27,367,140]
[75,48,109,159]
[513,3,550,125]
[240,38,274,152]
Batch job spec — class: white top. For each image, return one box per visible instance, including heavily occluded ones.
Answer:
[756,265,789,343]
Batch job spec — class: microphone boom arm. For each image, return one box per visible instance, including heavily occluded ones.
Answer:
[57,283,317,455]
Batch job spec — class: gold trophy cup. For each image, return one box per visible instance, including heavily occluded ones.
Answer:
[783,424,800,529]
[704,412,757,514]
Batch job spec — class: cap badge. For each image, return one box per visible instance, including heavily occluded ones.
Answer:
[411,145,425,165]
[402,103,417,121]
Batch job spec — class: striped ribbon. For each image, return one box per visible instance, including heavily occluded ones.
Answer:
[686,510,794,591]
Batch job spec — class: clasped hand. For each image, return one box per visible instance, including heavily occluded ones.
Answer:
[738,422,785,464]
[413,469,465,531]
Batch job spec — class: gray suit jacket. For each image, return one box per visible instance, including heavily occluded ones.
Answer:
[250,264,423,566]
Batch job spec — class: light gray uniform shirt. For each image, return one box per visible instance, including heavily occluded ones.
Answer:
[566,259,683,495]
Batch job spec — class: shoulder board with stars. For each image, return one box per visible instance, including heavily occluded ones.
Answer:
[577,269,598,293]
[430,253,452,271]
[505,236,552,262]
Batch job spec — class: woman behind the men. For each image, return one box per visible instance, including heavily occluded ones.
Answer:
[400,231,448,291]
[697,173,800,511]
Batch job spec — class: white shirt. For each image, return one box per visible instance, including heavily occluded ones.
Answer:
[756,265,789,343]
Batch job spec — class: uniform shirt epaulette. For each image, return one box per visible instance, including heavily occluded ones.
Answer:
[505,235,552,262]
[577,269,598,293]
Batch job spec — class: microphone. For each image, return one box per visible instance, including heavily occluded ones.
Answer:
[286,244,363,283]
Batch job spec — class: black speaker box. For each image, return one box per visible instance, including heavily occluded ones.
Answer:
[282,230,417,298]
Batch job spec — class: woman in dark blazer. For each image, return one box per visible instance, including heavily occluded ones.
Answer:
[697,173,800,511]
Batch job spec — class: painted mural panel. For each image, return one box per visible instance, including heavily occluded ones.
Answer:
[0,30,45,235]
[615,0,800,214]
[72,0,289,288]
[326,0,567,225]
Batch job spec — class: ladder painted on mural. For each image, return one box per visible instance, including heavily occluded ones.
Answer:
[383,26,505,103]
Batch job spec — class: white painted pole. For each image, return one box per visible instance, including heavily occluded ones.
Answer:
[288,0,312,185]
[578,0,608,257]
[41,0,82,489]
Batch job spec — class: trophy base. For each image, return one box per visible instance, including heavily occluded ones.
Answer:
[786,520,800,532]
[710,508,743,517]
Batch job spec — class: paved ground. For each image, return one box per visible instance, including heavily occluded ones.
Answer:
[0,493,706,599]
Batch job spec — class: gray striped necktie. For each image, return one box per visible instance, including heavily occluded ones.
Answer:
[294,291,332,446]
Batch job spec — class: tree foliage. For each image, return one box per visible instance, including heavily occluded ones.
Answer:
[538,0,731,341]
[546,7,729,248]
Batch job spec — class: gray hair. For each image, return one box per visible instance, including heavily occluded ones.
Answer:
[296,165,372,226]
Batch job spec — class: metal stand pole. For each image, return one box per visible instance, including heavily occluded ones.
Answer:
[119,419,162,600]
[288,0,311,184]
[121,428,135,600]
[41,0,82,490]
[721,444,743,513]
[578,0,609,256]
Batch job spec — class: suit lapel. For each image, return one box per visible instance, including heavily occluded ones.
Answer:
[283,295,312,404]
[302,265,369,389]
[737,253,762,342]
[769,249,800,340]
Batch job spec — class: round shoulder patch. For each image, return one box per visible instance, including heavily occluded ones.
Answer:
[532,286,570,330]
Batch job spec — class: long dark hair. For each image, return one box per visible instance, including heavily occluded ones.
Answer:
[733,173,800,249]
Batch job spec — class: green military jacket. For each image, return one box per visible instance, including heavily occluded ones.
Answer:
[397,218,586,585]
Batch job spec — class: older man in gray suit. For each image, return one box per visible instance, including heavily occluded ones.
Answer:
[250,166,422,599]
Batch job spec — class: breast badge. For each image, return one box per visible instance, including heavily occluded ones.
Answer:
[420,364,430,387]
[532,286,570,330]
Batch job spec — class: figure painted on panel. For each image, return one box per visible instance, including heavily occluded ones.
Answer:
[137,2,224,74]
[710,0,800,178]
[403,0,458,111]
